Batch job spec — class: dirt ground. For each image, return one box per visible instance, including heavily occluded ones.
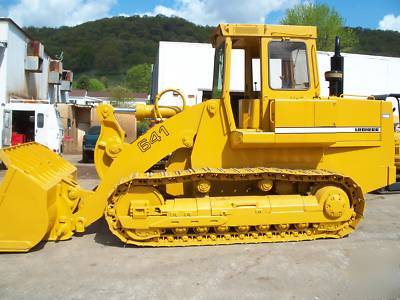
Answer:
[1,155,400,299]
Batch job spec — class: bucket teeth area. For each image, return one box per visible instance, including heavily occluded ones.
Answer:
[0,142,87,252]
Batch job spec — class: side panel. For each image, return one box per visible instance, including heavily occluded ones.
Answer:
[274,99,381,131]
[191,98,394,194]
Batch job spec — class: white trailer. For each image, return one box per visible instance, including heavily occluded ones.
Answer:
[0,102,64,153]
[151,41,400,104]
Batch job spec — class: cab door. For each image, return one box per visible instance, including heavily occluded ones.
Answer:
[34,109,46,145]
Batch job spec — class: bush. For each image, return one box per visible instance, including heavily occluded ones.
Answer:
[88,78,106,91]
[137,121,151,136]
[75,75,90,90]
[126,63,152,93]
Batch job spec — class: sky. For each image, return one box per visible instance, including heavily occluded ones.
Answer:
[0,0,399,32]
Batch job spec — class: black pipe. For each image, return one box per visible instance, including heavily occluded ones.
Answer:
[325,36,344,97]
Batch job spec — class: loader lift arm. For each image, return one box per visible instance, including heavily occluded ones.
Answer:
[93,88,188,179]
[73,102,207,230]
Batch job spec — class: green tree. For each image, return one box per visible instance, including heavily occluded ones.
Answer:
[109,85,133,106]
[126,63,152,93]
[94,39,123,73]
[75,47,95,72]
[281,3,358,52]
[75,75,90,90]
[137,121,151,136]
[88,78,106,91]
[99,76,108,88]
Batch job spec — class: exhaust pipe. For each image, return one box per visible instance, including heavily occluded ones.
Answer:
[325,36,344,97]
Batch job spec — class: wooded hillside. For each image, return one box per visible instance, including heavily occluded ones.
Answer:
[26,15,211,75]
[25,15,400,84]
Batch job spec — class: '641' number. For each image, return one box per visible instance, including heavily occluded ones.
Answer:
[137,125,170,152]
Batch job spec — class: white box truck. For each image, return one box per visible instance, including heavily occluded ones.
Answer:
[0,103,64,153]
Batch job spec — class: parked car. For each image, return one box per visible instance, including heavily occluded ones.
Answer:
[82,126,100,163]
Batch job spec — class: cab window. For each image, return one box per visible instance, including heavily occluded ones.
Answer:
[212,43,225,98]
[269,41,309,90]
[37,113,44,128]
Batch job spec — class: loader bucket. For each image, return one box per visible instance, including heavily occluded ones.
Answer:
[0,142,84,252]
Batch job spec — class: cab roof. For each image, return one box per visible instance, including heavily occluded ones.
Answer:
[211,23,317,46]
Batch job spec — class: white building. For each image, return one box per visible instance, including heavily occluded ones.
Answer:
[0,18,73,104]
[151,41,400,105]
[0,18,74,152]
[317,51,400,97]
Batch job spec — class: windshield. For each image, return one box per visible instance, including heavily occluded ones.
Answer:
[87,126,101,135]
[269,41,309,90]
[212,43,225,98]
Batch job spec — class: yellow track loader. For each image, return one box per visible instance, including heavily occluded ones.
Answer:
[0,24,395,252]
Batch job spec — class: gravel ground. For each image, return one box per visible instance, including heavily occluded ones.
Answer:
[0,155,399,300]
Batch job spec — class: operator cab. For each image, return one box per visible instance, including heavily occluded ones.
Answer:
[211,24,319,133]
